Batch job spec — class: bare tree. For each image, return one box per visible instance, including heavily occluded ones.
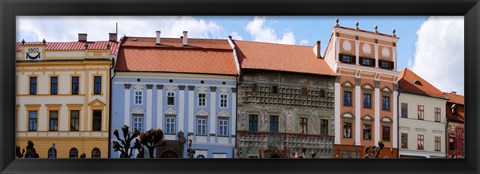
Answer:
[112,125,140,158]
[138,128,164,158]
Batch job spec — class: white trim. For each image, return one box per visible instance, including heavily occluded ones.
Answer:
[157,88,163,130]
[133,90,143,105]
[334,82,341,144]
[337,63,400,77]
[374,87,380,143]
[179,89,185,132]
[355,40,359,65]
[227,37,241,75]
[374,44,379,68]
[146,88,152,130]
[393,90,398,148]
[355,85,361,145]
[188,90,194,134]
[334,27,399,42]
[115,72,236,81]
[198,93,207,107]
[210,90,217,135]
[335,37,340,62]
[231,91,237,136]
[124,88,130,126]
[220,93,228,108]
[114,81,236,88]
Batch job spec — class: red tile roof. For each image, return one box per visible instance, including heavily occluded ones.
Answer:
[115,37,238,76]
[398,68,448,99]
[233,40,335,76]
[16,41,119,55]
[444,92,464,105]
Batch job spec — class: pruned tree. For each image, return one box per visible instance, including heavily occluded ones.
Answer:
[16,145,25,158]
[79,153,86,158]
[364,141,385,158]
[138,128,164,158]
[112,125,140,158]
[19,140,39,158]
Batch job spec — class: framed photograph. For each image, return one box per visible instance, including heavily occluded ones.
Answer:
[1,0,479,174]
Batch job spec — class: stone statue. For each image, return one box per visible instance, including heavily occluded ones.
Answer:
[363,141,385,158]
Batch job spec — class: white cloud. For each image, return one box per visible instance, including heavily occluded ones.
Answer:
[411,16,464,95]
[299,39,309,45]
[245,16,295,45]
[230,32,243,40]
[16,16,225,42]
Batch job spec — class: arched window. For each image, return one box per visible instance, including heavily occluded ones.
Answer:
[69,148,78,158]
[91,148,101,158]
[48,147,57,158]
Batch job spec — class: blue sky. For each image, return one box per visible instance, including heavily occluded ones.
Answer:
[16,16,464,94]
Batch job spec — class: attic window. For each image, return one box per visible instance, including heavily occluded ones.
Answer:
[413,80,422,86]
[132,38,137,41]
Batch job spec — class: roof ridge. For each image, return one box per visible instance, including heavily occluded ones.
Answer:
[236,40,313,47]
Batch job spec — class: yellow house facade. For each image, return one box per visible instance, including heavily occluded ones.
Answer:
[15,33,118,158]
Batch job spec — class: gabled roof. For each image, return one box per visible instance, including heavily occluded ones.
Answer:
[115,37,238,76]
[232,40,335,76]
[16,41,119,56]
[444,92,464,105]
[398,68,448,99]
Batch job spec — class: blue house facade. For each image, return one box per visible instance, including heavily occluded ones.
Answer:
[110,32,239,158]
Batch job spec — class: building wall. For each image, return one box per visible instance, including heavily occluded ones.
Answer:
[236,70,335,158]
[398,93,447,158]
[16,46,111,158]
[110,72,237,158]
[326,27,400,158]
[447,121,464,158]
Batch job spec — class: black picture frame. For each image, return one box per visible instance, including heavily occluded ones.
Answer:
[1,0,478,173]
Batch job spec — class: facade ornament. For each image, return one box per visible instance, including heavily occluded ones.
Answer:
[197,86,208,93]
[196,107,209,116]
[219,87,229,94]
[166,85,176,92]
[134,84,144,90]
[131,106,145,114]
[165,107,177,115]
[217,110,230,117]
[335,18,340,26]
[355,21,359,30]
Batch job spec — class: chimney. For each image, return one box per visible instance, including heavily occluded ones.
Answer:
[78,33,87,42]
[313,40,322,58]
[156,31,161,45]
[451,91,457,94]
[183,31,188,46]
[109,33,117,42]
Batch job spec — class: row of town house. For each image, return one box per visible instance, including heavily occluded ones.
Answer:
[15,21,465,159]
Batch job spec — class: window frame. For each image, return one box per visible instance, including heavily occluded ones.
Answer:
[363,124,372,140]
[435,136,441,151]
[382,125,390,142]
[132,114,144,132]
[71,76,80,95]
[248,114,258,132]
[299,117,308,134]
[70,110,80,131]
[165,116,176,134]
[93,76,102,95]
[91,148,101,158]
[343,122,352,138]
[220,94,228,108]
[196,117,207,136]
[134,90,143,105]
[320,119,328,135]
[418,105,424,120]
[69,148,78,158]
[218,119,229,136]
[167,92,175,106]
[29,76,37,95]
[48,110,59,131]
[92,110,102,131]
[435,107,441,122]
[50,76,58,95]
[28,111,38,131]
[198,93,206,107]
[418,134,425,150]
[382,95,390,111]
[343,91,352,106]
[363,93,372,108]
[401,103,408,118]
[401,133,408,149]
[269,115,279,133]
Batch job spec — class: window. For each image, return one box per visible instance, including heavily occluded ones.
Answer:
[220,94,228,108]
[418,105,424,120]
[272,86,278,94]
[382,126,390,141]
[48,148,57,158]
[93,76,101,95]
[320,89,325,98]
[300,118,308,134]
[70,110,79,131]
[321,119,328,135]
[71,76,79,95]
[401,103,408,118]
[49,111,58,131]
[218,119,228,136]
[435,108,441,122]
[380,61,390,69]
[343,91,352,106]
[196,118,207,135]
[401,133,408,149]
[91,148,101,158]
[28,111,37,131]
[92,110,102,131]
[435,136,441,151]
[249,115,258,132]
[165,117,176,134]
[449,137,455,150]
[134,91,143,105]
[341,54,353,63]
[343,122,352,138]
[198,93,206,107]
[363,93,371,108]
[361,58,373,66]
[270,115,279,132]
[382,96,390,110]
[69,148,78,158]
[51,77,58,95]
[30,77,37,95]
[363,124,371,140]
[167,92,175,105]
[301,87,308,97]
[133,115,143,132]
[418,134,425,150]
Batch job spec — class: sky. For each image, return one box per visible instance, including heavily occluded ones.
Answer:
[16,16,464,95]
